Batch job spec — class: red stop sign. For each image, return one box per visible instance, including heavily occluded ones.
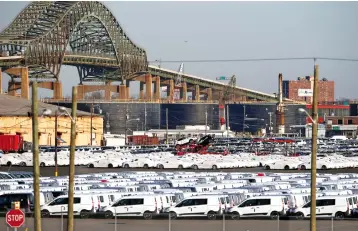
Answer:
[6,209,25,228]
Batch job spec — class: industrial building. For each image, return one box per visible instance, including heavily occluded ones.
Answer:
[283,77,334,103]
[324,115,358,138]
[53,101,307,136]
[0,94,103,146]
[305,104,350,123]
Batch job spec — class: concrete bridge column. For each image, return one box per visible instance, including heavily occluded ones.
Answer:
[154,77,161,100]
[53,81,63,99]
[168,79,174,102]
[119,84,127,99]
[207,88,212,102]
[8,81,16,96]
[139,82,145,99]
[104,81,111,101]
[20,67,29,100]
[195,85,200,102]
[5,67,29,99]
[145,74,152,100]
[77,84,85,100]
[180,82,187,102]
[0,68,2,94]
[126,81,130,99]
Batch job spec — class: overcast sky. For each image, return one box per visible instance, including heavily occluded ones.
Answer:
[1,1,357,99]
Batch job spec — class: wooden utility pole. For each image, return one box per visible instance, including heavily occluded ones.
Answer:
[310,65,319,231]
[67,86,77,231]
[32,81,41,231]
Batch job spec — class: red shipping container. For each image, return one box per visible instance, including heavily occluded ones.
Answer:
[0,135,23,153]
[128,135,159,145]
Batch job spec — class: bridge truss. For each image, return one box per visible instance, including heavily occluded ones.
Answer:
[0,1,147,81]
[0,1,304,104]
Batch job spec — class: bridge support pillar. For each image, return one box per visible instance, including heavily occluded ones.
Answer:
[139,82,145,99]
[53,81,63,99]
[145,74,152,100]
[8,81,16,96]
[203,88,212,102]
[153,77,161,101]
[119,84,127,99]
[4,67,29,99]
[126,81,130,99]
[77,85,85,100]
[180,82,187,102]
[154,76,161,101]
[195,85,200,102]
[20,67,29,100]
[167,79,174,102]
[105,81,111,101]
[0,68,2,94]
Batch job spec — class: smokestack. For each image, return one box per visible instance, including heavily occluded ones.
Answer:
[276,73,285,134]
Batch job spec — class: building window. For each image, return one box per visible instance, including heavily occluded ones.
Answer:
[338,119,343,125]
[348,119,353,125]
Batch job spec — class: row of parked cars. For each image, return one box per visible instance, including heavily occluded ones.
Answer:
[2,148,358,170]
[0,171,358,220]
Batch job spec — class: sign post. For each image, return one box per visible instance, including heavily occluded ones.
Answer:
[6,202,25,231]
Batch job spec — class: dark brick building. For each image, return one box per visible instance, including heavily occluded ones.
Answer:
[283,76,334,103]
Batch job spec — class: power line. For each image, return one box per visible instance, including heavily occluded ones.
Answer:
[148,57,358,64]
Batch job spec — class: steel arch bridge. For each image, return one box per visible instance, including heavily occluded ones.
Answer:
[0,1,147,81]
[0,1,304,104]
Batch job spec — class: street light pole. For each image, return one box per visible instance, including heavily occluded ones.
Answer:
[54,110,58,177]
[205,109,208,135]
[125,113,128,145]
[144,102,147,131]
[242,105,246,133]
[310,64,319,231]
[90,102,93,146]
[166,108,168,144]
[268,112,273,135]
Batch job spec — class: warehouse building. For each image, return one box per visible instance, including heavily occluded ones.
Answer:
[0,94,103,146]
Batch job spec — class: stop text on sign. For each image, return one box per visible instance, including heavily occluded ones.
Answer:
[7,214,24,222]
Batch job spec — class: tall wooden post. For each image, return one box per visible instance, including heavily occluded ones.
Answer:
[32,81,42,231]
[67,87,77,231]
[310,65,319,231]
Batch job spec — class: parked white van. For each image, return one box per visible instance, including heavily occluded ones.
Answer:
[228,196,287,219]
[293,196,351,219]
[285,193,311,216]
[40,195,98,218]
[99,195,161,219]
[165,195,223,220]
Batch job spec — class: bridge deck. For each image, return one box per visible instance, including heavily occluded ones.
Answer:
[0,54,304,104]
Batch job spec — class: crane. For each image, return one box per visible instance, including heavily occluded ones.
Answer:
[218,75,236,129]
[169,63,184,102]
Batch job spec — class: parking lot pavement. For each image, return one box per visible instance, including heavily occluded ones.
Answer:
[2,166,358,177]
[1,218,357,231]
